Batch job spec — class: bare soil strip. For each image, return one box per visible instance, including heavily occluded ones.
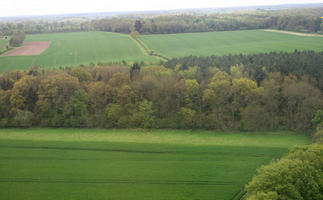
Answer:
[264,29,323,37]
[2,41,51,56]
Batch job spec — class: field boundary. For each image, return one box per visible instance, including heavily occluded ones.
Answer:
[263,29,323,37]
[131,34,169,61]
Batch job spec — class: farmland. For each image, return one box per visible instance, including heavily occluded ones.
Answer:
[1,30,323,73]
[0,129,310,200]
[139,29,323,58]
[0,32,156,73]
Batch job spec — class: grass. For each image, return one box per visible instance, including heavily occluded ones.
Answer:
[0,38,8,51]
[139,29,323,58]
[0,32,157,73]
[0,129,310,200]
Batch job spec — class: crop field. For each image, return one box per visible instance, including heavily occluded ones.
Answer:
[0,129,310,200]
[0,32,156,73]
[139,29,323,58]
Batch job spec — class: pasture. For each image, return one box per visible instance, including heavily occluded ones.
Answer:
[0,32,155,73]
[0,38,7,51]
[139,29,323,58]
[0,129,310,200]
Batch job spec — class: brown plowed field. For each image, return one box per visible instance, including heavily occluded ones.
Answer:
[2,41,51,56]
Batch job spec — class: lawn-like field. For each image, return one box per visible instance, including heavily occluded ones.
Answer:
[0,32,156,73]
[139,29,323,58]
[0,129,310,200]
[0,38,8,51]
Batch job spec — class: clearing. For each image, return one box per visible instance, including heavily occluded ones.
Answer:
[139,29,323,58]
[0,129,310,200]
[1,41,51,56]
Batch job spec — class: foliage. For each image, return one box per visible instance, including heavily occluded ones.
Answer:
[246,144,323,200]
[0,51,322,130]
[312,110,323,129]
[9,31,25,47]
[1,8,322,35]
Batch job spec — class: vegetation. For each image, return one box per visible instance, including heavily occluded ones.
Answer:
[1,7,322,35]
[139,30,323,58]
[163,51,323,90]
[0,32,156,73]
[0,129,310,200]
[0,51,322,130]
[9,31,25,47]
[246,144,323,200]
[0,38,8,51]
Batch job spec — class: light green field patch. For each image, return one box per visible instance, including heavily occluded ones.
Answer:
[0,32,157,73]
[0,38,8,51]
[139,30,323,58]
[0,129,310,200]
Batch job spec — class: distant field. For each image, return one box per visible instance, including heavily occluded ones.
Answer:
[0,129,310,200]
[139,30,323,58]
[0,32,156,73]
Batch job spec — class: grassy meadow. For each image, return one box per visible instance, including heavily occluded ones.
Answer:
[0,38,8,51]
[139,29,323,58]
[0,129,310,200]
[0,32,156,73]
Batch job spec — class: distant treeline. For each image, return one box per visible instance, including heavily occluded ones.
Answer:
[0,51,322,130]
[0,7,322,35]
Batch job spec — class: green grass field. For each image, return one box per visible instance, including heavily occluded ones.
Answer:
[0,129,310,200]
[0,38,8,51]
[0,32,156,73]
[139,30,323,58]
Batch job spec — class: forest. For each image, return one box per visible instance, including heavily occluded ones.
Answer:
[0,51,322,131]
[0,7,322,35]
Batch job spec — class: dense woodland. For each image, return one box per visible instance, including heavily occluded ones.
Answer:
[0,51,322,130]
[0,7,322,35]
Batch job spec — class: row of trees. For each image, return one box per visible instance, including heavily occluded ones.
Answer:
[0,7,322,35]
[0,51,322,130]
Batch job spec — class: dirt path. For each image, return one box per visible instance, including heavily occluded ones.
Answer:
[264,29,323,37]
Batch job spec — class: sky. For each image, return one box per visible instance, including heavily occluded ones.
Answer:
[0,0,323,17]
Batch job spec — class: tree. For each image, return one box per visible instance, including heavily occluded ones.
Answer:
[13,109,34,127]
[134,20,143,33]
[63,90,89,127]
[130,62,141,81]
[9,31,25,47]
[131,100,155,128]
[246,145,323,200]
[103,104,123,128]
[10,75,38,112]
[36,72,80,126]
[312,110,323,130]
[177,107,196,128]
